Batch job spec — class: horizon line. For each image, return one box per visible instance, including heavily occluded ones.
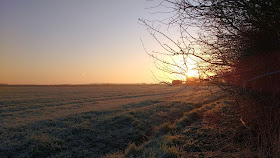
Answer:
[0,83,161,86]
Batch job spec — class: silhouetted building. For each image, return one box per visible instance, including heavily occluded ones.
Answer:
[172,80,183,85]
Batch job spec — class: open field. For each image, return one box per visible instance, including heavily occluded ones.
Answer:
[0,85,254,157]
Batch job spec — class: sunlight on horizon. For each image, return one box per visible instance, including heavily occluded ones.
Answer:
[186,69,198,78]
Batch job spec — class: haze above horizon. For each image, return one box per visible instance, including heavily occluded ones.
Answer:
[0,0,164,85]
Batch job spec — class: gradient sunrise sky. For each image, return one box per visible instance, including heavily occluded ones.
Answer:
[0,0,169,85]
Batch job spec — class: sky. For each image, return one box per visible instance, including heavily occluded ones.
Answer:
[0,0,168,85]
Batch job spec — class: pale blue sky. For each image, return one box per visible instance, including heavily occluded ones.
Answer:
[0,0,166,84]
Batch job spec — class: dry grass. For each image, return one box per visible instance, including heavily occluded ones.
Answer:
[236,94,280,157]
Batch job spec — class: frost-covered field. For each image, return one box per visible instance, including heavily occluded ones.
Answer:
[1,85,232,157]
[0,85,184,126]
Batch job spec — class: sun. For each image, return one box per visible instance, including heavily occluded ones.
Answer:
[186,69,198,78]
[170,55,199,80]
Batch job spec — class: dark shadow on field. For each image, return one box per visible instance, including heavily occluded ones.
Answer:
[122,99,254,158]
[0,99,195,158]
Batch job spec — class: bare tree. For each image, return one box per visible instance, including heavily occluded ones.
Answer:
[141,0,280,156]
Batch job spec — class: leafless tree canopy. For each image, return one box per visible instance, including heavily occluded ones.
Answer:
[141,0,280,93]
[141,0,280,155]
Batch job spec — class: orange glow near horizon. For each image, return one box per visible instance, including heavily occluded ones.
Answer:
[171,55,199,80]
[0,1,163,85]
